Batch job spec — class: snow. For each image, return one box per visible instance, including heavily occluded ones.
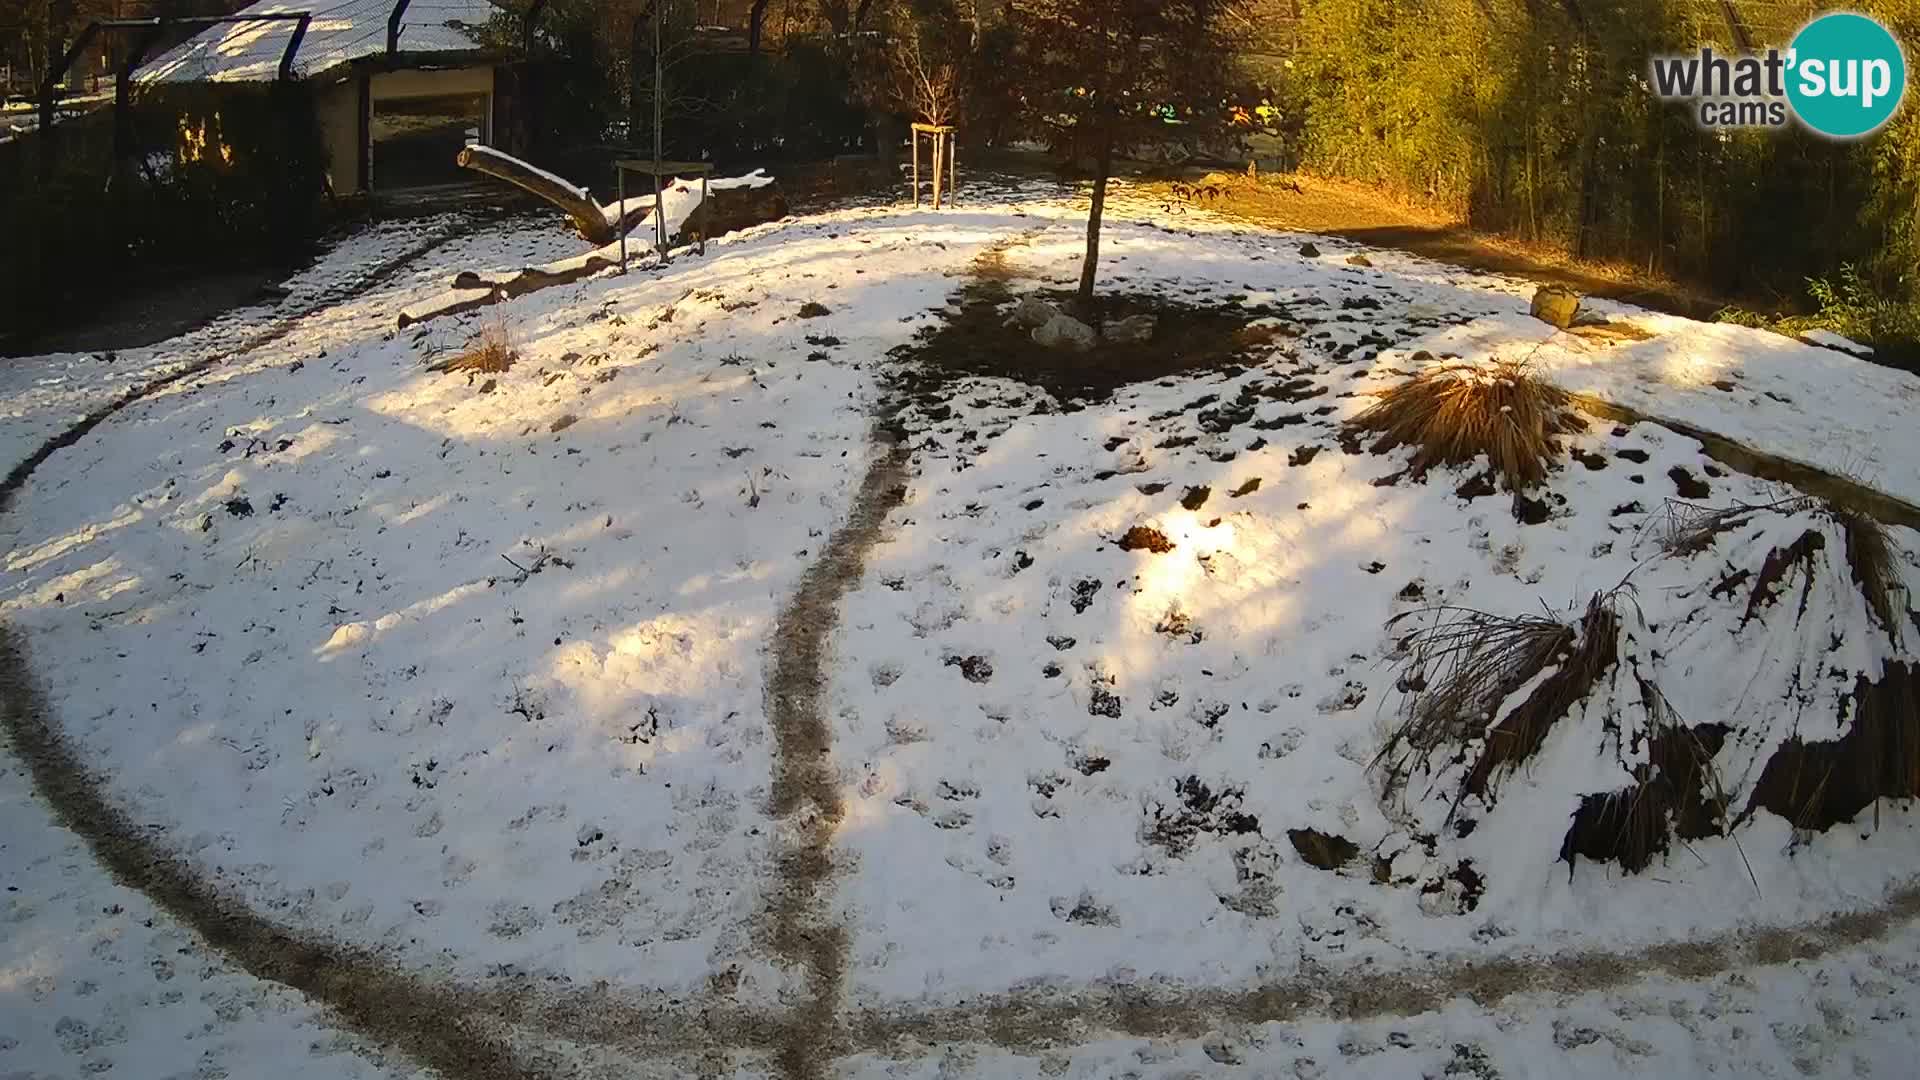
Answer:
[5,180,1920,1078]
[598,167,779,233]
[2,199,1001,1005]
[1801,327,1876,355]
[822,208,1920,1007]
[137,0,497,85]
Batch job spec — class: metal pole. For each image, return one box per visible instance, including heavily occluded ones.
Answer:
[699,172,708,256]
[654,171,665,258]
[618,166,627,273]
[653,1,665,258]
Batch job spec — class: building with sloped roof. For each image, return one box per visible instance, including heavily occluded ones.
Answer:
[138,1,511,194]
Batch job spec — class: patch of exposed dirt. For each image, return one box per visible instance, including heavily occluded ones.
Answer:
[762,429,911,1079]
[1288,828,1360,871]
[1144,776,1262,857]
[1117,526,1175,553]
[892,282,1286,406]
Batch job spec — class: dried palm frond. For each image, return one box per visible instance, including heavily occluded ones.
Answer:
[1833,502,1905,637]
[1747,661,1920,831]
[1348,358,1584,491]
[1651,491,1813,556]
[1378,589,1626,806]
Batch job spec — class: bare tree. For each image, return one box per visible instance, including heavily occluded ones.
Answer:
[1016,0,1235,307]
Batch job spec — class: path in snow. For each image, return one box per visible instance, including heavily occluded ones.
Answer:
[762,428,911,1079]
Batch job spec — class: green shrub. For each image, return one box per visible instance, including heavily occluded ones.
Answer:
[1781,266,1920,352]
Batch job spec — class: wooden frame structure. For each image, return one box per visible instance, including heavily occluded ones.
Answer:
[615,159,713,272]
[910,122,957,209]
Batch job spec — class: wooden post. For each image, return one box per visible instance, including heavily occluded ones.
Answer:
[653,170,666,257]
[911,124,957,210]
[921,129,936,209]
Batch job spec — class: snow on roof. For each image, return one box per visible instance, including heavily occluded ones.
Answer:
[136,0,500,85]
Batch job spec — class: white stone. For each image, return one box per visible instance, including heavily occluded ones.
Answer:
[1033,313,1096,352]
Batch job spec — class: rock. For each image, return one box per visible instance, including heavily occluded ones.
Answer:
[1299,242,1321,257]
[1345,253,1373,267]
[1102,313,1157,345]
[1007,295,1060,329]
[1033,313,1096,352]
[1530,285,1582,328]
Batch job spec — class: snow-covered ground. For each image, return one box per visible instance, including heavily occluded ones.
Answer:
[4,182,1920,1079]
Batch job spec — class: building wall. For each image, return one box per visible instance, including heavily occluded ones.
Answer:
[371,66,494,105]
[312,65,496,195]
[313,75,363,197]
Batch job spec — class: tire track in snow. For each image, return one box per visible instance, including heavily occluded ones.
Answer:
[762,425,912,1080]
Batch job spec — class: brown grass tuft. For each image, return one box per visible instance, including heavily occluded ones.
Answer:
[1378,589,1625,808]
[1461,593,1622,799]
[430,319,517,375]
[1348,358,1584,491]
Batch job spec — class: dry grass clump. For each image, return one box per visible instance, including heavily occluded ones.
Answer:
[1349,358,1584,491]
[1378,589,1626,809]
[1835,504,1905,636]
[430,318,517,374]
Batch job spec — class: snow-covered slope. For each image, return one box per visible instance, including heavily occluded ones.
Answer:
[5,186,1920,1079]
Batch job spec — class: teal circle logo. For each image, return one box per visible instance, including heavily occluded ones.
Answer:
[1787,13,1907,138]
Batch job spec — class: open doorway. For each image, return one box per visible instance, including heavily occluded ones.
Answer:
[371,92,489,190]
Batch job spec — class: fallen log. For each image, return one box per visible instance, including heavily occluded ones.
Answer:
[455,145,641,244]
[401,157,790,329]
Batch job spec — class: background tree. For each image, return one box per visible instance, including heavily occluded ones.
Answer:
[1016,0,1234,306]
[872,0,968,128]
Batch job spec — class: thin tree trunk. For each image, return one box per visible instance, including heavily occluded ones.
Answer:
[748,0,772,62]
[1078,129,1114,308]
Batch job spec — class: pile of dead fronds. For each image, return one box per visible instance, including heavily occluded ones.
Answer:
[1560,678,1741,875]
[1746,662,1920,831]
[430,319,517,375]
[1377,588,1627,812]
[1835,504,1905,634]
[1657,493,1907,641]
[1349,357,1585,491]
